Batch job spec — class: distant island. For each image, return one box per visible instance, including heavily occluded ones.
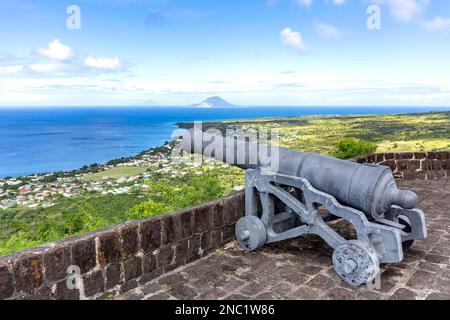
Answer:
[190,96,236,108]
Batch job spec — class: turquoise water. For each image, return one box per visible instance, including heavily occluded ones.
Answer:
[0,106,448,177]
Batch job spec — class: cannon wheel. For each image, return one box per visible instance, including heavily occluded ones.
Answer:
[235,216,267,251]
[332,240,380,287]
[399,216,416,251]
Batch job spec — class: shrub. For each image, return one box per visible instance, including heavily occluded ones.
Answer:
[334,138,377,159]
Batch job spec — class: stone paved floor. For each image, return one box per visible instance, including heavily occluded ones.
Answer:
[116,179,450,300]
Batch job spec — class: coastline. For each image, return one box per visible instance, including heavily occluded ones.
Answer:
[3,108,450,180]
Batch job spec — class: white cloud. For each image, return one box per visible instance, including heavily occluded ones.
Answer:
[379,0,429,23]
[315,23,343,40]
[28,63,64,73]
[38,39,75,61]
[84,56,122,70]
[0,65,24,74]
[281,27,306,53]
[424,16,450,31]
[332,0,346,5]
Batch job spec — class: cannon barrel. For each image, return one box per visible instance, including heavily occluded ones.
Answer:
[182,128,418,219]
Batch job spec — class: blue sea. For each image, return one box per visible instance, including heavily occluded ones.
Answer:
[0,106,448,178]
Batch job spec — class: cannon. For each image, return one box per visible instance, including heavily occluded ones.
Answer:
[182,128,427,286]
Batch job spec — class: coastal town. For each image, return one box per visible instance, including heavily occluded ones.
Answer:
[0,140,192,210]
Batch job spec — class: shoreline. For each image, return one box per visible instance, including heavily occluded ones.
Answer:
[2,109,449,180]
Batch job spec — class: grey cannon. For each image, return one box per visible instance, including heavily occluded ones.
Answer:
[182,128,427,286]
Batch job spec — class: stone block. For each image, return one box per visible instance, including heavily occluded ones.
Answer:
[397,160,408,171]
[179,210,193,239]
[83,269,104,297]
[174,240,189,263]
[55,280,80,300]
[142,253,156,275]
[97,232,121,266]
[105,263,121,290]
[211,202,224,228]
[139,219,161,253]
[161,215,181,245]
[157,246,174,267]
[13,254,43,292]
[193,205,211,234]
[414,152,427,159]
[43,247,71,283]
[123,257,142,281]
[407,160,420,171]
[71,238,96,273]
[432,160,443,171]
[119,225,138,259]
[399,152,413,160]
[0,265,14,300]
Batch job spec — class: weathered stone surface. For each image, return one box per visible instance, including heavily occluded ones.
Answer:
[120,279,138,293]
[14,255,43,292]
[391,288,417,300]
[0,265,14,300]
[174,240,189,263]
[83,270,104,297]
[120,225,139,259]
[179,210,193,239]
[55,280,80,300]
[200,231,212,250]
[142,253,157,274]
[123,257,142,281]
[98,232,121,266]
[188,235,201,262]
[194,205,211,234]
[161,215,182,245]
[397,160,408,171]
[71,238,96,273]
[23,286,54,300]
[157,246,174,267]
[139,220,161,253]
[43,247,71,283]
[105,263,121,290]
[408,160,421,171]
[211,202,224,228]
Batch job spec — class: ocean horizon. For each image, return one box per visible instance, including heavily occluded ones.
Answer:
[1,106,449,178]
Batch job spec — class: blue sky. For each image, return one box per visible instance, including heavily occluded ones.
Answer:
[0,0,449,106]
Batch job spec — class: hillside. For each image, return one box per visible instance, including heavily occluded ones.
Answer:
[190,96,236,108]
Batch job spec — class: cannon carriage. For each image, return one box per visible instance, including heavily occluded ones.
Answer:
[182,128,427,286]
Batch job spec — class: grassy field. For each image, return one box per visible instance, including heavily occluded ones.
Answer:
[83,166,148,181]
[211,111,450,156]
[1,110,449,255]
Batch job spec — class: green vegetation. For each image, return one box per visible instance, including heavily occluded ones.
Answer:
[193,111,450,155]
[334,139,378,159]
[1,111,449,256]
[83,166,148,182]
[0,166,242,255]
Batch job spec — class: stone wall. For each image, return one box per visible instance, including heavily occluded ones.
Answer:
[0,192,244,300]
[352,151,450,180]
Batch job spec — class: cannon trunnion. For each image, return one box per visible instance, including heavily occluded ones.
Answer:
[182,129,427,286]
